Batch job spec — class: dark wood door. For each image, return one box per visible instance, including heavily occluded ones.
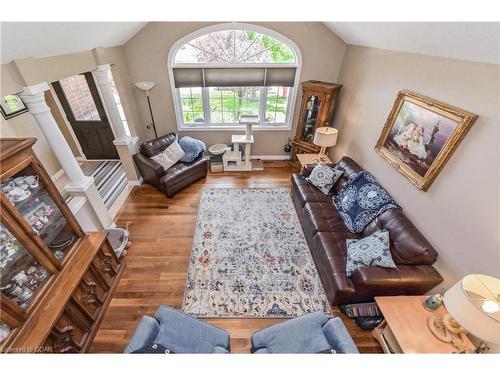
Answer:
[52,73,119,160]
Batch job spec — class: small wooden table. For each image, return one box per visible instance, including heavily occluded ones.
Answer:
[373,296,474,353]
[296,153,332,173]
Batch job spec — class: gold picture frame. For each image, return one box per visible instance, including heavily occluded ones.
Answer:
[375,90,478,191]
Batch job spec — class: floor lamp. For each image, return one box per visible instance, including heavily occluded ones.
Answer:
[134,81,158,139]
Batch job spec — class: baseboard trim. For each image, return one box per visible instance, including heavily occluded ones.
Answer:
[51,168,64,181]
[128,178,143,186]
[251,155,290,161]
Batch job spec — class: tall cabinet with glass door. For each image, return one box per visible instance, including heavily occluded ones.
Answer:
[289,81,343,168]
[0,138,123,353]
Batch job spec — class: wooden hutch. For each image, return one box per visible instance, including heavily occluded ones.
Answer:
[0,138,123,353]
[289,80,342,168]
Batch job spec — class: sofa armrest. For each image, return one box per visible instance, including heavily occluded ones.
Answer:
[133,153,166,189]
[124,316,160,353]
[351,265,443,296]
[323,317,359,354]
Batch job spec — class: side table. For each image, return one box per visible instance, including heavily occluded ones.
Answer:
[373,296,474,353]
[296,153,332,173]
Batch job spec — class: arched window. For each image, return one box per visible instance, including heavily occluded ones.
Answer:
[168,23,301,130]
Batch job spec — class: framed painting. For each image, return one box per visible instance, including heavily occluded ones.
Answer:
[375,90,478,191]
[0,94,28,120]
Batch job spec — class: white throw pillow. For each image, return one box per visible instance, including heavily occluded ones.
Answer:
[151,140,185,171]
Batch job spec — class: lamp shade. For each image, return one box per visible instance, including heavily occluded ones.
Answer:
[134,81,155,91]
[443,274,500,345]
[313,127,338,148]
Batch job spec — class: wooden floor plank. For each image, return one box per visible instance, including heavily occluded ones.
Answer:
[90,161,382,354]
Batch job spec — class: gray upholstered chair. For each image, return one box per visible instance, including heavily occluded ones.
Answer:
[124,305,230,353]
[250,311,359,354]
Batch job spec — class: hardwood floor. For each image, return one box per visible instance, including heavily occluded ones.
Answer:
[90,161,382,353]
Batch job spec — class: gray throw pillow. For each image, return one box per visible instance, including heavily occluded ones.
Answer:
[306,163,344,195]
[345,230,397,277]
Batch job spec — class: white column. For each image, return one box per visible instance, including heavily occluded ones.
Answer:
[94,65,127,141]
[94,65,142,184]
[19,82,116,230]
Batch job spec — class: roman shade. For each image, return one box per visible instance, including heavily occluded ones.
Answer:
[172,67,296,88]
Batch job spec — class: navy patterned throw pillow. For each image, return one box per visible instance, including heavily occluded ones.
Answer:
[333,171,400,233]
[178,136,206,163]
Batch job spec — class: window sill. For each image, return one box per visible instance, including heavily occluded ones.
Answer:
[178,124,292,132]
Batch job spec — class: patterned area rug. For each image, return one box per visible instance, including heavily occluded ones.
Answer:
[182,188,332,318]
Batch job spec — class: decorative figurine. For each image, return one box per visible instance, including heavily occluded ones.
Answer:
[13,270,28,285]
[424,294,443,311]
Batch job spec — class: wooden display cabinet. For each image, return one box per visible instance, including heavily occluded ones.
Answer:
[0,138,124,353]
[289,81,342,168]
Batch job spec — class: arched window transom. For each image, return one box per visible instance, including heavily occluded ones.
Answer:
[168,24,301,130]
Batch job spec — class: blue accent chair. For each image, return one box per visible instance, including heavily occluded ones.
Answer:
[124,306,231,353]
[250,311,359,354]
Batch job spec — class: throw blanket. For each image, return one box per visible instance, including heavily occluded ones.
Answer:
[333,171,400,233]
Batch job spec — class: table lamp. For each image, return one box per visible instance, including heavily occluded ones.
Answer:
[313,127,338,163]
[134,81,158,139]
[439,274,500,353]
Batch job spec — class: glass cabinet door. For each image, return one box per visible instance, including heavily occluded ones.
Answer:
[0,222,52,311]
[300,95,321,143]
[0,320,12,344]
[1,164,79,263]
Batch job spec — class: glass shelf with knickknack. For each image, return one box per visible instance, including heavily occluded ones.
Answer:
[300,95,321,143]
[0,165,77,262]
[0,222,51,310]
[0,320,11,344]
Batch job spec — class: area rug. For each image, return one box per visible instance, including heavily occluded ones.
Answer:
[182,187,332,318]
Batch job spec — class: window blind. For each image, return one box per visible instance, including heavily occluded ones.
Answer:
[172,67,296,88]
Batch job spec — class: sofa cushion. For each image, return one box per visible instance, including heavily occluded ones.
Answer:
[333,171,400,233]
[140,132,177,157]
[306,163,344,195]
[301,202,348,239]
[345,230,397,277]
[151,139,185,170]
[351,265,444,297]
[362,209,438,265]
[311,232,357,300]
[332,157,364,194]
[179,136,206,163]
[291,175,330,209]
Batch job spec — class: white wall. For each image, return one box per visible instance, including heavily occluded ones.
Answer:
[123,22,346,155]
[333,46,500,289]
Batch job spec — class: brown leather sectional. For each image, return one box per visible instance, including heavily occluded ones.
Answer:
[133,133,208,198]
[291,156,443,305]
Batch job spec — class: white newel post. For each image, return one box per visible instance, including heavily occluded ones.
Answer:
[19,82,116,230]
[94,65,142,185]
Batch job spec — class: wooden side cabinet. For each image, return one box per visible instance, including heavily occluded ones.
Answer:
[0,138,124,353]
[289,81,342,168]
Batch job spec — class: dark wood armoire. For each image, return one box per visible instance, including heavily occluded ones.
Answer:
[289,80,342,168]
[0,138,124,353]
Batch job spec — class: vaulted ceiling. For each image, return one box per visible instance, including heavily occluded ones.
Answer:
[1,22,499,65]
[324,22,500,65]
[0,22,146,64]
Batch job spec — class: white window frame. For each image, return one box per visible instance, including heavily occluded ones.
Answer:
[167,23,302,132]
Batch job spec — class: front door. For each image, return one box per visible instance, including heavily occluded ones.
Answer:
[52,72,119,160]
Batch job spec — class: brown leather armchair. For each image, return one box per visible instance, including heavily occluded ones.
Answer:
[291,156,443,305]
[133,133,208,198]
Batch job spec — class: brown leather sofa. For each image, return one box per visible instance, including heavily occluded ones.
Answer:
[133,133,208,198]
[291,156,443,305]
